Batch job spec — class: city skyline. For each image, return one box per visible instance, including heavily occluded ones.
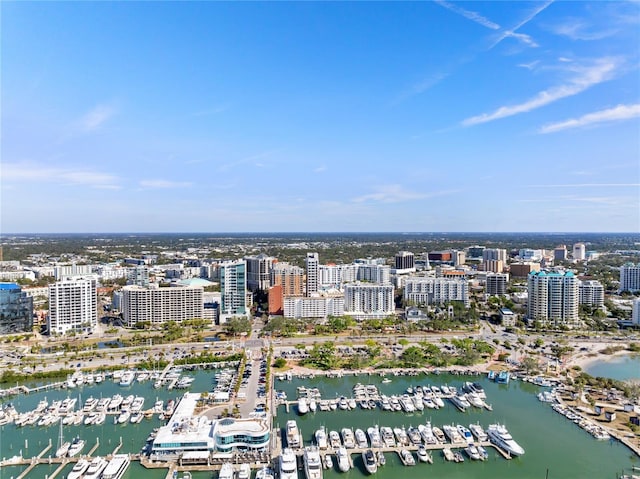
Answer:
[2,1,639,233]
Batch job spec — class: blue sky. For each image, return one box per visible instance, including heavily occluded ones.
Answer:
[2,1,639,233]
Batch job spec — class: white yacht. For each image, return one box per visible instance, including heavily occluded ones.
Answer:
[67,436,85,457]
[380,426,395,447]
[286,420,301,448]
[303,446,323,479]
[336,446,350,472]
[83,457,108,479]
[442,425,465,444]
[457,424,474,445]
[315,427,328,449]
[469,423,488,442]
[298,398,309,415]
[362,449,377,475]
[102,454,130,479]
[367,426,382,448]
[279,448,299,479]
[465,444,482,460]
[398,449,415,466]
[487,424,525,456]
[237,463,251,479]
[255,467,275,479]
[355,428,368,448]
[117,410,131,424]
[218,463,234,479]
[340,428,356,449]
[417,445,432,463]
[328,430,341,449]
[118,371,135,387]
[66,458,90,479]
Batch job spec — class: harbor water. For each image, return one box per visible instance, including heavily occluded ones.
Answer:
[0,369,636,479]
[584,354,640,382]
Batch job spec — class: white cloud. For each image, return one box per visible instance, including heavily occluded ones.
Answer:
[505,32,539,47]
[79,104,116,131]
[139,179,192,189]
[352,185,457,204]
[462,57,621,126]
[435,1,500,30]
[548,19,618,41]
[490,0,553,49]
[518,60,541,70]
[313,165,327,173]
[539,103,640,133]
[1,162,120,189]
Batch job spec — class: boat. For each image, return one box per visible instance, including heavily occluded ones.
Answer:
[443,424,465,444]
[108,394,123,411]
[367,426,382,448]
[218,463,234,479]
[129,412,144,424]
[398,449,415,466]
[303,446,323,479]
[466,392,484,408]
[381,377,391,384]
[324,454,333,469]
[496,371,511,384]
[279,448,299,479]
[118,371,135,387]
[380,426,396,447]
[286,420,301,448]
[362,449,378,474]
[297,397,309,415]
[67,436,85,457]
[487,371,496,380]
[338,397,349,410]
[393,427,409,446]
[315,427,328,449]
[67,458,90,479]
[55,423,70,458]
[255,466,275,479]
[117,410,131,424]
[340,428,356,449]
[407,426,422,445]
[417,445,432,463]
[237,463,251,479]
[83,396,98,412]
[309,399,317,413]
[487,423,525,456]
[418,423,437,445]
[477,445,489,460]
[450,394,470,412]
[376,451,385,466]
[469,423,488,442]
[336,446,350,472]
[453,451,465,462]
[94,412,106,425]
[102,454,130,479]
[442,448,455,462]
[83,457,108,479]
[131,396,145,411]
[457,424,474,444]
[355,428,368,448]
[465,444,482,460]
[329,430,341,449]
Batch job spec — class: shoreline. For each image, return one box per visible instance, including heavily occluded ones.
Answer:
[566,342,639,373]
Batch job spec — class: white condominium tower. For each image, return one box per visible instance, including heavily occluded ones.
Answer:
[344,282,394,319]
[620,263,640,292]
[305,252,319,296]
[121,285,204,327]
[527,271,579,326]
[404,277,469,307]
[48,276,97,335]
[578,280,604,308]
[220,260,248,322]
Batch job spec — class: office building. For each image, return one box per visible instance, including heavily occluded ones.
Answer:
[554,245,568,261]
[305,253,319,296]
[510,262,541,278]
[519,249,543,261]
[283,293,344,319]
[343,283,394,319]
[467,246,486,259]
[527,271,579,327]
[573,243,586,261]
[0,283,34,334]
[48,276,97,335]
[486,273,509,296]
[245,254,276,292]
[500,308,517,327]
[452,250,466,267]
[578,280,604,308]
[428,251,452,262]
[404,277,469,307]
[121,285,204,327]
[357,264,391,284]
[127,266,150,287]
[219,260,248,322]
[395,251,415,270]
[620,263,640,293]
[483,259,505,273]
[483,248,508,263]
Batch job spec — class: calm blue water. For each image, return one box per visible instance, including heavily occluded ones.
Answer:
[584,354,640,381]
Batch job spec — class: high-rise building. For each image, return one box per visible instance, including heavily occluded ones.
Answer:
[452,250,466,267]
[305,253,319,296]
[48,276,97,335]
[245,254,276,292]
[527,271,579,326]
[486,273,509,296]
[394,251,415,272]
[467,246,486,259]
[578,280,604,308]
[128,266,150,287]
[620,263,640,292]
[573,243,586,261]
[0,283,34,334]
[483,248,507,263]
[283,293,344,319]
[269,262,305,315]
[356,264,391,284]
[632,298,640,326]
[404,277,469,307]
[220,260,247,322]
[318,264,358,288]
[54,264,94,280]
[121,285,204,327]
[484,259,504,273]
[343,283,395,319]
[554,245,568,262]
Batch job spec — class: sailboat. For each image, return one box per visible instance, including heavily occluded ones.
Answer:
[55,422,70,457]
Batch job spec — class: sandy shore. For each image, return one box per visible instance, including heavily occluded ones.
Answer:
[565,341,635,371]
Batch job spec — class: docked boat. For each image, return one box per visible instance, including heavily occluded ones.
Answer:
[279,448,298,479]
[218,463,234,479]
[417,445,432,463]
[393,427,409,446]
[83,396,98,412]
[129,412,144,424]
[380,426,396,447]
[453,451,465,462]
[477,445,489,460]
[457,424,474,444]
[108,394,123,411]
[466,392,484,408]
[67,458,90,479]
[443,425,465,444]
[487,424,525,456]
[355,428,368,448]
[450,394,471,412]
[83,457,108,479]
[55,440,71,458]
[367,426,382,448]
[340,428,356,449]
[118,371,135,387]
[336,446,350,472]
[418,423,437,445]
[315,427,328,449]
[94,412,106,425]
[442,448,455,462]
[362,449,377,475]
[376,451,385,466]
[117,410,130,424]
[407,426,422,445]
[102,454,130,479]
[303,446,323,479]
[67,436,85,457]
[255,467,275,479]
[465,444,482,460]
[398,449,415,466]
[286,420,301,448]
[131,396,145,412]
[309,399,317,413]
[496,371,510,384]
[469,423,488,442]
[237,463,251,479]
[329,430,341,449]
[298,397,309,415]
[324,454,333,469]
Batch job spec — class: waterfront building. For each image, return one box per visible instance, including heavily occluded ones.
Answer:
[573,243,586,261]
[120,285,204,327]
[245,254,276,292]
[269,263,305,315]
[404,277,470,307]
[0,283,34,334]
[486,273,509,296]
[283,293,344,319]
[483,248,508,263]
[48,276,97,335]
[578,280,604,308]
[305,253,319,296]
[343,282,394,319]
[527,271,579,327]
[620,263,640,293]
[220,260,248,323]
